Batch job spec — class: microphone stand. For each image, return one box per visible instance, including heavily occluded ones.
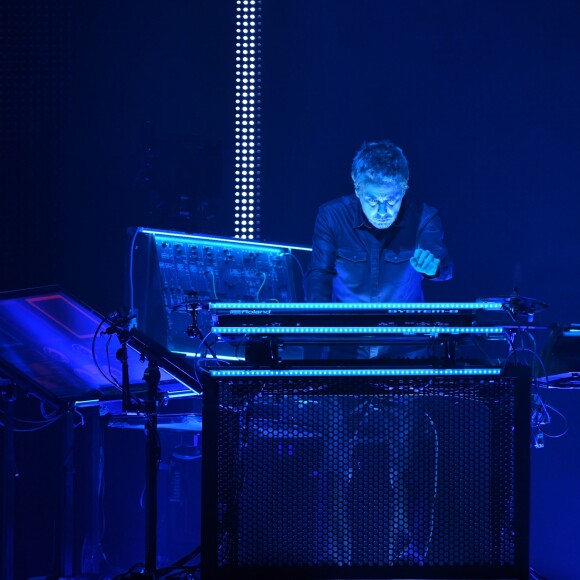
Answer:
[112,317,161,578]
[143,361,161,578]
[1,379,16,580]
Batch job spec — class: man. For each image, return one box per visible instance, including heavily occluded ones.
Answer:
[301,140,453,565]
[305,139,453,305]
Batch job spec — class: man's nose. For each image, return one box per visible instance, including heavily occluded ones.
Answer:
[377,201,392,215]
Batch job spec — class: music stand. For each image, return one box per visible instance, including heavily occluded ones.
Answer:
[0,285,201,578]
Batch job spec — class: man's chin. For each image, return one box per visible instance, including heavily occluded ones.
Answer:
[371,220,392,229]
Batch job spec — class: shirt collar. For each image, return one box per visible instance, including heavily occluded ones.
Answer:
[353,197,367,229]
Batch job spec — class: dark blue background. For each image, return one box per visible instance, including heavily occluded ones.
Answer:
[1,1,579,578]
[260,0,580,327]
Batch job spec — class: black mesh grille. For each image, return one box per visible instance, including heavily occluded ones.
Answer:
[203,374,528,579]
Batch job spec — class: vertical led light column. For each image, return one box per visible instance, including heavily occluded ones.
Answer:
[234,0,261,239]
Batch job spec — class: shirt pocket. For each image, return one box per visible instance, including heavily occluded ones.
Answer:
[382,248,414,264]
[336,248,369,291]
[337,248,368,263]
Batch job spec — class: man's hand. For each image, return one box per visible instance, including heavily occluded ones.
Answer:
[410,248,440,277]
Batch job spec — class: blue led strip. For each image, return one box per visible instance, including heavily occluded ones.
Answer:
[209,368,502,378]
[211,326,505,335]
[209,301,503,310]
[138,228,311,253]
[172,350,245,362]
[563,329,580,336]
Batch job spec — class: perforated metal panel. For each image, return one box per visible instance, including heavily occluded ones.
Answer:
[202,372,530,579]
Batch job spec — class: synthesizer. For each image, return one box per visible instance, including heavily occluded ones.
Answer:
[208,301,507,335]
[129,228,311,354]
[204,302,510,367]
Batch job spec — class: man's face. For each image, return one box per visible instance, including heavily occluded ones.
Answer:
[356,181,406,229]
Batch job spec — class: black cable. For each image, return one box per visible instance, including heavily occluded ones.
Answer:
[155,543,201,577]
[92,316,121,388]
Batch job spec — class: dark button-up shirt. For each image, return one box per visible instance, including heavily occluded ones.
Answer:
[305,194,453,303]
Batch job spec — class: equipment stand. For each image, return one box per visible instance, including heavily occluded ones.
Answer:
[143,362,161,577]
[1,379,16,580]
[116,325,162,578]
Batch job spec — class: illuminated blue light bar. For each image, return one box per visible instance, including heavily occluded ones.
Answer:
[209,301,503,310]
[162,389,200,399]
[209,368,502,378]
[172,350,244,361]
[74,388,199,407]
[563,328,580,337]
[73,399,101,408]
[211,326,505,335]
[138,227,311,253]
